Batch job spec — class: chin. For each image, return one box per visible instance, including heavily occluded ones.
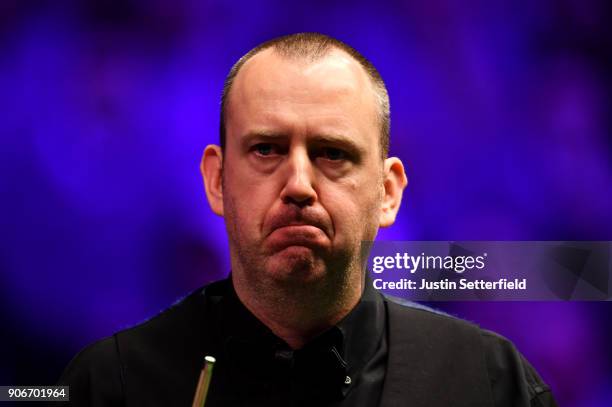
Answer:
[264,246,327,283]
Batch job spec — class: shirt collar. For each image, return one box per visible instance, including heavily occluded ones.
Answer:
[209,275,385,399]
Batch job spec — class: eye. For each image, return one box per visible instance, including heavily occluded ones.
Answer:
[321,147,347,161]
[252,143,277,156]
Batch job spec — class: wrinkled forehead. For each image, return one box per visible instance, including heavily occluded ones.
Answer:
[225,47,380,136]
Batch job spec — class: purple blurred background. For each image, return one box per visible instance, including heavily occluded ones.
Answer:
[1,1,611,405]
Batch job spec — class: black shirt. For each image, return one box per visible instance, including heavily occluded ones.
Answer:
[205,277,387,406]
[59,277,557,406]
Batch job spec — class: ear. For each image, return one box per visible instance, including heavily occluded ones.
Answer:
[379,157,408,227]
[200,145,224,216]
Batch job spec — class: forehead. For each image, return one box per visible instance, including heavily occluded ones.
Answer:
[226,48,380,148]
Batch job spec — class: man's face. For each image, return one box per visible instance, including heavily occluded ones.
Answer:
[221,48,385,287]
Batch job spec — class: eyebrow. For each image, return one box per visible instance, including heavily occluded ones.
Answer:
[242,131,287,142]
[241,131,366,157]
[308,134,365,158]
[239,132,286,152]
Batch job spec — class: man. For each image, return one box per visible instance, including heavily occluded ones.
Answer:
[60,33,557,406]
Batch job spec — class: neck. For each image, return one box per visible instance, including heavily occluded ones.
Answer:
[231,270,363,349]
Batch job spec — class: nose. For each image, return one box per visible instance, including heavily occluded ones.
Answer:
[279,147,317,207]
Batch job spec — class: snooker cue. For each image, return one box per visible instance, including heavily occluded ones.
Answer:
[191,355,216,407]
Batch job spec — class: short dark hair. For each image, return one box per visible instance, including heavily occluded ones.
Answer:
[219,32,390,158]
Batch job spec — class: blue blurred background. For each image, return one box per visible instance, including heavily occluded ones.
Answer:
[1,0,611,405]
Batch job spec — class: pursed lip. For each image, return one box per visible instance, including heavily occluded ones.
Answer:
[266,217,330,238]
[265,223,329,250]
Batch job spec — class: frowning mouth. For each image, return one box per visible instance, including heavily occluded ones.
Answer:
[265,224,329,251]
[266,214,331,236]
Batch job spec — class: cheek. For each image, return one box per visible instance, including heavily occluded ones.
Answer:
[321,178,381,239]
[223,167,280,235]
[342,175,381,209]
